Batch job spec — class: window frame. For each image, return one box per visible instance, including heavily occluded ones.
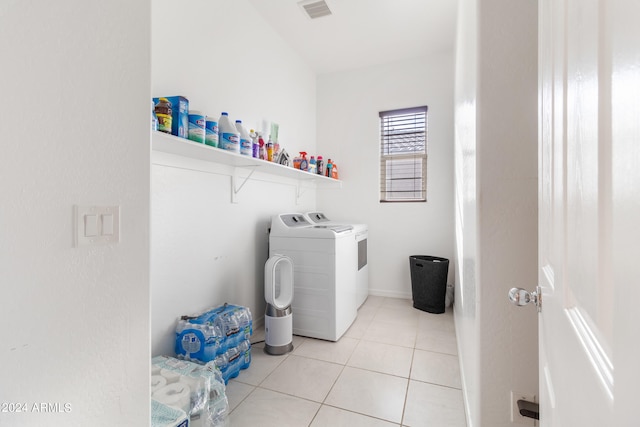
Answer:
[379,106,428,203]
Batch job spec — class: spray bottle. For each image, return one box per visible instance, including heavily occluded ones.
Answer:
[299,152,308,171]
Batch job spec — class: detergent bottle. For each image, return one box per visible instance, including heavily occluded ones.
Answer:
[235,120,253,156]
[250,129,258,158]
[316,156,324,176]
[218,112,240,153]
[308,156,317,174]
[331,162,339,179]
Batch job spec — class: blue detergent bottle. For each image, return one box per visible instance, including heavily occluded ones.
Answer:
[309,156,317,173]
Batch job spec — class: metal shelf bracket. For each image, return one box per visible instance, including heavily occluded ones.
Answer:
[231,166,258,203]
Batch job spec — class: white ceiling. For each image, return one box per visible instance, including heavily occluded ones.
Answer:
[247,0,458,75]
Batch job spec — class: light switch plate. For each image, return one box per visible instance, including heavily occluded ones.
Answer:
[74,205,120,247]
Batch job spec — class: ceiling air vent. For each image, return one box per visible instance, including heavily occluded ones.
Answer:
[298,0,332,19]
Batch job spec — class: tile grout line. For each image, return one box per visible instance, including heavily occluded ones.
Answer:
[312,311,367,424]
[230,297,460,425]
[400,317,421,426]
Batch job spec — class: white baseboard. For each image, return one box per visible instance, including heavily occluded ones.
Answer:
[253,315,265,330]
[368,289,413,300]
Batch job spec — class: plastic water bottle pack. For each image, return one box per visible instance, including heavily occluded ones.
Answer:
[214,339,251,384]
[175,303,253,367]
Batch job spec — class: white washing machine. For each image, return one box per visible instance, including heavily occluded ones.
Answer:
[269,213,357,341]
[305,212,369,308]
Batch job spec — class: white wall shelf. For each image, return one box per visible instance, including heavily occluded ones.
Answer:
[152,131,342,203]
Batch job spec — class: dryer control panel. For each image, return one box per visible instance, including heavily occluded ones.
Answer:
[280,214,311,228]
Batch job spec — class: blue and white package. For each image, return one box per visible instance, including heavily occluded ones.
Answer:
[153,96,188,138]
[205,117,219,147]
[151,399,189,427]
[175,320,223,362]
[175,303,252,363]
[188,111,206,143]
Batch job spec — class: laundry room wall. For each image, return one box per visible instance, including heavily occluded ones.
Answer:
[0,1,150,425]
[316,52,455,299]
[151,0,319,356]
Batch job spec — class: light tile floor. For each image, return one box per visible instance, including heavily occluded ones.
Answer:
[226,296,467,427]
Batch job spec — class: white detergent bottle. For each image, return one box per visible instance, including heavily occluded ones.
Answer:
[235,120,253,156]
[218,112,240,153]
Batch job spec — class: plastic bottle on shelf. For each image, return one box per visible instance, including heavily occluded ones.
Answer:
[308,156,317,174]
[299,152,309,171]
[316,156,324,176]
[266,135,274,162]
[154,98,172,134]
[331,162,339,179]
[218,112,240,153]
[250,129,258,158]
[258,133,266,160]
[235,120,253,156]
[326,159,333,177]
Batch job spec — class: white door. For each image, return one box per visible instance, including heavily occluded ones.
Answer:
[537,0,640,425]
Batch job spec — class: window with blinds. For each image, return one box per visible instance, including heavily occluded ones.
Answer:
[379,106,428,202]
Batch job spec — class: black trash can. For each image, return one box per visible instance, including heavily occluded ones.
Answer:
[409,255,449,314]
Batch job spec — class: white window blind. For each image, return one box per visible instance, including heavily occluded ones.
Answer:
[379,106,428,202]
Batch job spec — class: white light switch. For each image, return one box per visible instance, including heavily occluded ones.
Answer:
[74,205,120,247]
[84,214,98,236]
[102,214,114,235]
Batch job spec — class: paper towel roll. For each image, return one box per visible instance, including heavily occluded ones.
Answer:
[152,383,191,415]
[179,376,206,423]
[160,368,182,384]
[151,375,167,393]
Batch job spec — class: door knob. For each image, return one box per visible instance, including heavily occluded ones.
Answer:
[508,286,542,312]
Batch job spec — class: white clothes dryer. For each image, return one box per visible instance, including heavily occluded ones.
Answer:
[269,213,357,341]
[305,212,369,308]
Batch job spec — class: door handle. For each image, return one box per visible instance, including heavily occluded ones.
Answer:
[508,286,542,312]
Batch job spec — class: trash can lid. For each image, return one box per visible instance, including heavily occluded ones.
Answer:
[409,255,449,263]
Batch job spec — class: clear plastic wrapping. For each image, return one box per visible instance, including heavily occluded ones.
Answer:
[151,356,229,427]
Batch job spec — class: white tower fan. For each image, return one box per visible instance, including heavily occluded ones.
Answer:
[264,254,294,355]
